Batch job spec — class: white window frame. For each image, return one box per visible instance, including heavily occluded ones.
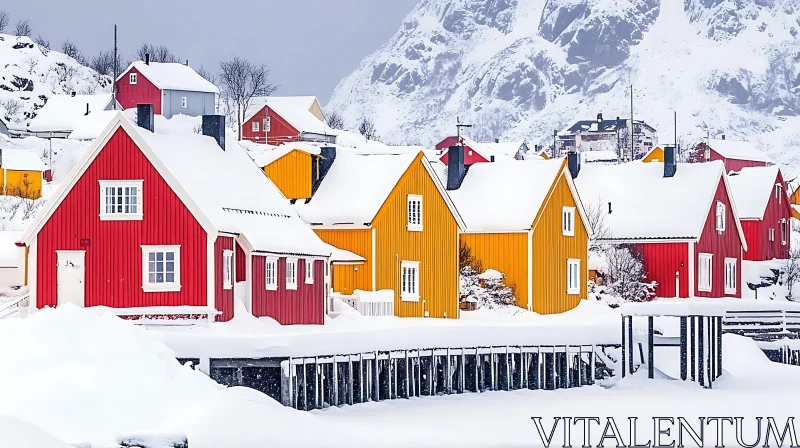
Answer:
[401,260,420,302]
[715,201,726,232]
[781,219,788,246]
[252,120,260,132]
[698,253,713,292]
[776,184,783,203]
[181,96,187,108]
[265,256,278,291]
[562,207,575,237]
[99,180,143,221]
[567,258,580,295]
[407,194,423,231]
[724,258,737,295]
[129,73,137,84]
[769,228,775,242]
[305,258,314,284]
[286,257,298,290]
[222,249,233,290]
[141,245,181,292]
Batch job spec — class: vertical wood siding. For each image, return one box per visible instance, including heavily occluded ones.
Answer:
[709,150,766,173]
[262,150,313,200]
[314,229,372,294]
[633,242,689,298]
[695,178,744,298]
[531,172,588,314]
[36,128,207,309]
[215,236,234,321]
[743,170,791,261]
[115,68,162,115]
[461,232,528,308]
[241,107,267,143]
[1,169,43,199]
[251,256,324,324]
[372,154,460,318]
[235,243,246,282]
[642,147,664,163]
[265,108,300,146]
[436,136,490,165]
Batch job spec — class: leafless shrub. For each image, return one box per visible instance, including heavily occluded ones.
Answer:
[61,40,86,64]
[134,43,180,63]
[0,11,10,33]
[1,98,23,117]
[14,18,31,37]
[34,35,50,55]
[25,56,38,74]
[219,56,277,141]
[358,117,378,140]
[197,66,217,85]
[603,245,656,303]
[785,247,800,301]
[325,110,345,130]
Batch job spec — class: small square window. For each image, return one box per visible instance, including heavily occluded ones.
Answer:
[99,180,143,221]
[567,259,580,294]
[141,245,180,292]
[223,250,233,290]
[265,257,278,291]
[562,207,575,236]
[286,257,298,290]
[252,121,260,132]
[407,195,422,231]
[401,261,420,301]
[181,97,187,108]
[305,258,314,284]
[130,73,137,84]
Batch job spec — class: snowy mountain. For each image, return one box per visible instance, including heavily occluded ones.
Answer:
[0,34,111,127]
[327,0,800,167]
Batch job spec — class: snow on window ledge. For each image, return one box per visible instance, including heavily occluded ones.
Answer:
[142,284,182,293]
[400,293,420,302]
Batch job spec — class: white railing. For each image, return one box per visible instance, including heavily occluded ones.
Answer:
[330,290,395,317]
[0,292,30,319]
[723,309,800,339]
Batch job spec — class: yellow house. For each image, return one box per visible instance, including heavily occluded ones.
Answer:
[294,149,466,318]
[446,156,591,314]
[789,185,800,220]
[254,143,322,200]
[1,148,47,199]
[641,146,665,163]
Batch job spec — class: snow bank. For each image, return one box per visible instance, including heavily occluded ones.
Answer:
[0,415,73,448]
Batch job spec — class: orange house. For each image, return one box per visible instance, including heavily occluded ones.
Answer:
[641,146,665,163]
[0,148,47,199]
[294,149,466,318]
[254,143,322,200]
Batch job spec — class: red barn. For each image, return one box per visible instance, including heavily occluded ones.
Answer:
[19,108,331,324]
[241,96,337,146]
[436,136,522,165]
[693,137,770,173]
[728,166,791,261]
[574,152,746,299]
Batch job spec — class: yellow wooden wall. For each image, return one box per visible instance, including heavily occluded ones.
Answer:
[262,150,313,200]
[460,232,529,309]
[642,147,664,163]
[531,172,588,314]
[1,169,43,199]
[314,229,372,294]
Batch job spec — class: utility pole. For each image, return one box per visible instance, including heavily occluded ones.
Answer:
[674,111,677,155]
[630,84,634,161]
[456,116,472,146]
[113,25,118,110]
[553,129,558,158]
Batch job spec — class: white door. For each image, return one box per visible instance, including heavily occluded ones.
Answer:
[57,250,85,307]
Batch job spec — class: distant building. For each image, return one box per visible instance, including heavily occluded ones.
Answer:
[115,58,219,119]
[435,137,529,165]
[0,118,8,137]
[27,93,118,138]
[692,136,771,173]
[558,113,657,160]
[241,96,337,146]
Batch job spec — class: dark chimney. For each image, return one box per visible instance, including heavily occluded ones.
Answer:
[446,145,466,190]
[494,138,500,143]
[664,146,677,178]
[567,151,580,179]
[145,53,150,65]
[312,146,337,194]
[597,113,603,123]
[136,104,154,132]
[185,59,189,66]
[84,103,90,116]
[721,134,725,140]
[202,115,226,150]
[608,202,612,215]
[490,155,495,162]
[71,91,76,97]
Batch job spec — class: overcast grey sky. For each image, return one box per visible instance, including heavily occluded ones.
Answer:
[6,1,418,104]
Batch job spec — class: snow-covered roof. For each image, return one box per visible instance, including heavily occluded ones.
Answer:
[27,94,114,133]
[119,61,219,94]
[707,138,770,163]
[0,148,47,171]
[22,112,330,257]
[67,110,119,140]
[440,137,517,163]
[268,100,337,137]
[250,142,322,168]
[574,161,746,246]
[581,150,619,163]
[449,159,585,232]
[727,166,782,220]
[324,243,366,263]
[481,141,524,158]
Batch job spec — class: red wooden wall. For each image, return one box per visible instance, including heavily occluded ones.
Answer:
[241,106,268,143]
[242,107,300,146]
[235,243,246,282]
[251,256,324,325]
[115,68,162,115]
[214,236,234,322]
[36,128,207,308]
[742,170,791,261]
[694,178,743,298]
[709,150,766,173]
[633,242,689,298]
[436,136,490,165]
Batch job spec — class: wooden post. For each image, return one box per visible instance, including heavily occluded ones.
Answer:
[373,351,379,401]
[690,316,696,382]
[460,351,466,393]
[302,358,308,411]
[446,348,452,395]
[332,359,339,406]
[717,316,723,377]
[680,316,687,381]
[698,316,705,387]
[565,346,571,388]
[628,316,634,375]
[348,355,353,405]
[648,316,654,379]
[590,345,596,385]
[621,316,627,378]
[404,351,409,399]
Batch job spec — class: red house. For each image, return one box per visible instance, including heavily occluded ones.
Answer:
[18,108,331,324]
[728,166,791,261]
[436,136,522,165]
[241,96,337,146]
[693,137,770,173]
[574,150,747,298]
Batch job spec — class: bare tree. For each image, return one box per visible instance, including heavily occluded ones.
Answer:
[785,247,800,301]
[197,66,217,85]
[603,245,656,302]
[14,18,31,37]
[358,117,378,140]
[90,49,114,76]
[325,110,345,130]
[0,11,10,33]
[219,56,277,141]
[134,43,179,63]
[584,199,611,252]
[61,40,85,64]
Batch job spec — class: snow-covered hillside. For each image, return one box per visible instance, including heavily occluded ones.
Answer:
[0,34,111,127]
[328,0,800,168]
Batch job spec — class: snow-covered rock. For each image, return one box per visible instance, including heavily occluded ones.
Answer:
[328,0,800,169]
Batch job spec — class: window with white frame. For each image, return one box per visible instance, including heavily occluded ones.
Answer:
[715,201,726,232]
[401,261,420,301]
[562,207,575,236]
[265,257,277,290]
[130,73,137,84]
[286,257,298,290]
[782,219,787,245]
[724,258,737,294]
[141,245,180,292]
[305,258,314,284]
[222,250,233,290]
[567,259,580,294]
[407,195,422,231]
[776,184,783,203]
[769,228,775,242]
[99,180,143,220]
[181,97,187,108]
[252,121,260,132]
[698,253,713,292]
